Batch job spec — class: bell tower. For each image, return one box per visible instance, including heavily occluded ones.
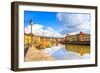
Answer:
[29,19,33,47]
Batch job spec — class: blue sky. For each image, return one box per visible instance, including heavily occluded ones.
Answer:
[24,11,91,37]
[24,11,62,32]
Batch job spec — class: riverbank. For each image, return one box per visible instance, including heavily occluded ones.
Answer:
[61,41,90,45]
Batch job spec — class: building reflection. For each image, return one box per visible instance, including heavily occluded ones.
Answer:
[65,44,90,56]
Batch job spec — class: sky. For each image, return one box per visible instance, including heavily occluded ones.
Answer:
[24,11,91,37]
[24,11,61,32]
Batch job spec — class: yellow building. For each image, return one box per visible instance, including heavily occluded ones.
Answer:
[24,33,31,45]
[24,33,64,46]
[78,34,90,41]
[65,35,77,42]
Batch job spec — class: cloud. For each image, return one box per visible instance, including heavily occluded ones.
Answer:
[25,23,64,37]
[57,13,91,34]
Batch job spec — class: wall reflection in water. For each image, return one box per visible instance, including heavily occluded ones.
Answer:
[65,44,90,56]
[41,43,90,60]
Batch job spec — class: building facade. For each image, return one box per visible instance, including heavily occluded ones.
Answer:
[65,32,90,42]
[24,33,64,45]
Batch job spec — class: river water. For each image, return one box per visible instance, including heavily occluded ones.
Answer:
[41,43,90,60]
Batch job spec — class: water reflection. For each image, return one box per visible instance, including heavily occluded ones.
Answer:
[41,43,90,60]
[65,44,90,56]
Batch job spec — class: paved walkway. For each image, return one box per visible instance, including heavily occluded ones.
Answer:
[24,46,55,61]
